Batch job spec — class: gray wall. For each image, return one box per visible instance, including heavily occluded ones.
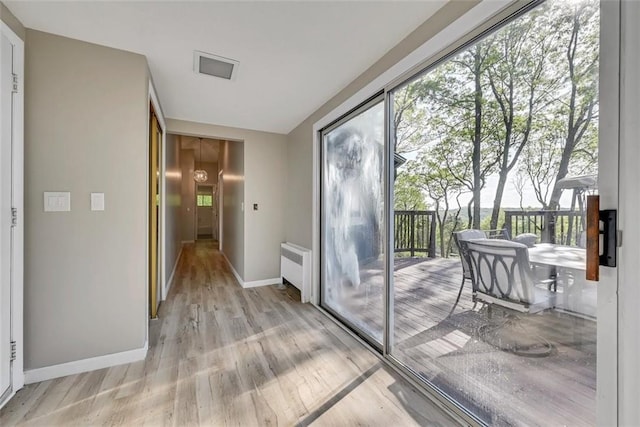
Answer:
[180,147,195,241]
[284,1,479,249]
[166,119,286,283]
[0,2,25,40]
[244,135,286,281]
[24,30,149,369]
[164,133,182,288]
[220,140,245,279]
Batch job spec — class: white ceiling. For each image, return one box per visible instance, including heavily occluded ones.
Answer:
[5,1,446,134]
[181,136,220,163]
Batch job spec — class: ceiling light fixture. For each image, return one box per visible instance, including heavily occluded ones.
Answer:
[193,138,208,183]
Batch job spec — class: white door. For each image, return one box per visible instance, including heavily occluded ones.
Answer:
[0,30,14,400]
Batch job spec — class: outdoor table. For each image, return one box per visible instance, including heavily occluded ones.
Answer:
[528,243,586,271]
[527,243,595,318]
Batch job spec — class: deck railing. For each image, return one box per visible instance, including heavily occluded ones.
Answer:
[394,210,437,257]
[504,210,584,246]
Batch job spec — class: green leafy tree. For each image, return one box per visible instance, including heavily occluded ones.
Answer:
[394,172,427,211]
[515,1,599,209]
[484,7,560,229]
[395,55,501,229]
[547,1,599,209]
[392,0,599,251]
[409,140,469,257]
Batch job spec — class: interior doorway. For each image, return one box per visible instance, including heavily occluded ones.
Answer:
[179,136,220,244]
[196,183,217,240]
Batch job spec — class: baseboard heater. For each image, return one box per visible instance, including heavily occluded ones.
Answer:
[280,242,311,303]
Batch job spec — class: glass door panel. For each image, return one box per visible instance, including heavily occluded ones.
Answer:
[389,1,601,424]
[321,98,384,345]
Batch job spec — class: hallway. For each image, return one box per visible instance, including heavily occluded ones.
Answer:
[0,242,455,426]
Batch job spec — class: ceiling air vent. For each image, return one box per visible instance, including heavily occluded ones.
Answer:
[194,51,239,81]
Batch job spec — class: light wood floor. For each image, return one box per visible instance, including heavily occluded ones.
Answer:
[0,241,456,426]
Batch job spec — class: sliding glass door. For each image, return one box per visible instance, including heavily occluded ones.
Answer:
[388,1,604,424]
[320,96,385,346]
[319,0,619,423]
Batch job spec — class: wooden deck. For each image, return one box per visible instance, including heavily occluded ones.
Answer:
[325,256,596,426]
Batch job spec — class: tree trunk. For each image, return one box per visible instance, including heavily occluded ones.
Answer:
[472,48,483,229]
[439,201,449,257]
[548,16,583,210]
[436,205,447,258]
[490,170,509,230]
[548,129,576,209]
[446,207,462,257]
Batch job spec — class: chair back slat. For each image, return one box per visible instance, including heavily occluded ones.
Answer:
[466,239,535,307]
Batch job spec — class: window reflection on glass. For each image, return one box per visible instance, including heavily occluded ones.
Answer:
[390,1,599,425]
[321,100,384,344]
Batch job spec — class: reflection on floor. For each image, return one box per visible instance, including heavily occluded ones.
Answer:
[349,256,596,426]
[0,242,455,426]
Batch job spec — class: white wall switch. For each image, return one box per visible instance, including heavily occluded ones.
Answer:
[91,193,105,211]
[44,192,71,212]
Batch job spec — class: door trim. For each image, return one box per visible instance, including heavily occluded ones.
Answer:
[596,1,620,424]
[0,21,24,406]
[149,109,159,319]
[218,169,224,249]
[149,82,168,302]
[617,0,640,422]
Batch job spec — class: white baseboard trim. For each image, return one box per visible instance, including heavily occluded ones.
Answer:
[221,252,244,287]
[242,277,281,288]
[24,344,148,385]
[220,252,282,289]
[220,252,280,288]
[163,246,183,299]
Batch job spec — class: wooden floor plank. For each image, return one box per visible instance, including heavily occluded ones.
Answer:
[0,242,455,426]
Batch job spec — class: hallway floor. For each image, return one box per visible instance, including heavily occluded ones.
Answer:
[0,241,456,426]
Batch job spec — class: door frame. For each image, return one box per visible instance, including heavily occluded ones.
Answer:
[149,84,168,302]
[194,183,216,240]
[310,0,621,424]
[148,82,166,315]
[148,107,160,319]
[0,21,24,406]
[218,170,224,249]
[617,0,640,422]
[596,1,619,423]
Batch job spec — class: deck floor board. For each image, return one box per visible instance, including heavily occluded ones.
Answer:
[324,256,596,426]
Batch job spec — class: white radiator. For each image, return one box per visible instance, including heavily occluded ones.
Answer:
[280,242,311,303]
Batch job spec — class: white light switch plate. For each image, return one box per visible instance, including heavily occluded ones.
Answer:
[91,193,105,211]
[44,192,71,212]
